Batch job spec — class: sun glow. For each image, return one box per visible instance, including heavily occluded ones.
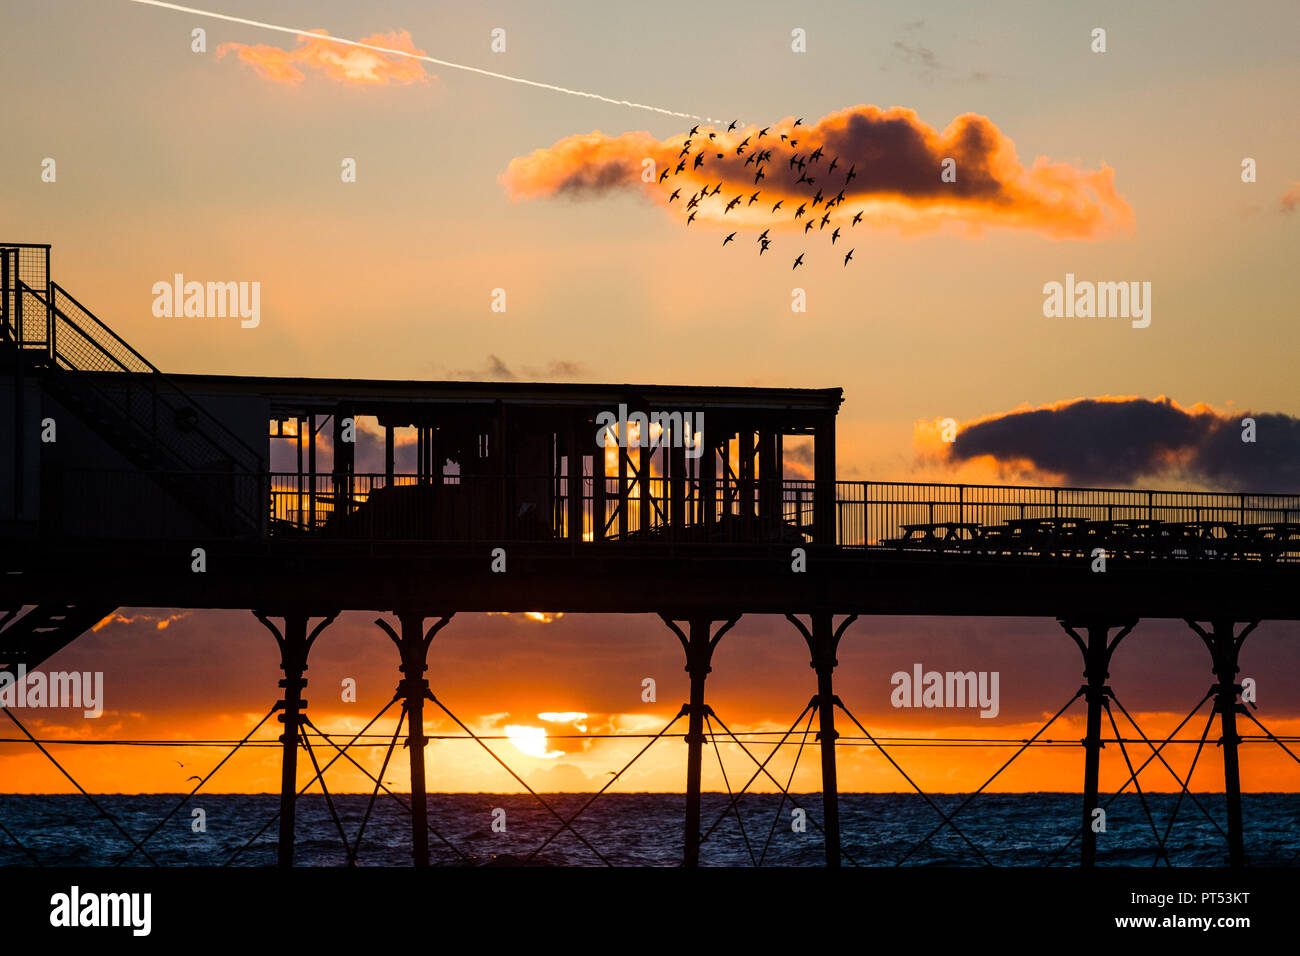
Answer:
[504,724,563,759]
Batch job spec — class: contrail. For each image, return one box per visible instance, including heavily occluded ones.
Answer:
[125,0,727,124]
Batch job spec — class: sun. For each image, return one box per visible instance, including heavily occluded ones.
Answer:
[504,724,562,759]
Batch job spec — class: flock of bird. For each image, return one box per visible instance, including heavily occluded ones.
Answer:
[657,118,863,270]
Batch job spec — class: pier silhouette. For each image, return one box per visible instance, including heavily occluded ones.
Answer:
[3,242,1298,867]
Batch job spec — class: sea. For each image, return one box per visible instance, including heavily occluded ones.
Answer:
[1,792,1298,867]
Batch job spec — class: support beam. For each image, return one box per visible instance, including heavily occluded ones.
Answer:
[254,610,338,868]
[1186,619,1258,867]
[661,614,738,867]
[1059,618,1136,868]
[377,612,454,867]
[787,612,858,867]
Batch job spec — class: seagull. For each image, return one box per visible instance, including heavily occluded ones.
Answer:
[843,248,854,266]
[793,253,805,269]
[723,232,736,245]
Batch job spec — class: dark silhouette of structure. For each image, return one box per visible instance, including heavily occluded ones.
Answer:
[2,242,1298,867]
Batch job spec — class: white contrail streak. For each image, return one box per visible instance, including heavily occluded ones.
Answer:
[125,0,727,124]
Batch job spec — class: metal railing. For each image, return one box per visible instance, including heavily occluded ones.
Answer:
[42,470,1297,564]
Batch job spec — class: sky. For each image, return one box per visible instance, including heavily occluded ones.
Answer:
[1,0,1298,796]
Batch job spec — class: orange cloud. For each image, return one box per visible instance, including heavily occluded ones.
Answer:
[501,106,1135,239]
[1281,182,1300,212]
[216,29,431,86]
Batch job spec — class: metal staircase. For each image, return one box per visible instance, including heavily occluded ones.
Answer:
[1,243,263,536]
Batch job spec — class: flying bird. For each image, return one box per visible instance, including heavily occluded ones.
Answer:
[845,164,857,184]
[831,227,841,244]
[728,119,738,131]
[771,200,784,212]
[687,211,697,224]
[794,203,806,219]
[843,248,854,266]
[689,125,699,136]
[754,168,765,184]
[723,232,736,245]
[711,183,722,195]
[668,189,680,203]
[819,212,831,229]
[725,195,741,212]
[658,169,669,183]
[759,239,771,255]
[810,146,824,162]
[852,211,863,226]
[804,220,815,233]
[748,191,760,205]
[793,253,805,269]
[828,157,838,174]
[694,153,705,169]
[758,127,770,138]
[757,229,770,242]
[794,117,804,126]
[675,160,686,174]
